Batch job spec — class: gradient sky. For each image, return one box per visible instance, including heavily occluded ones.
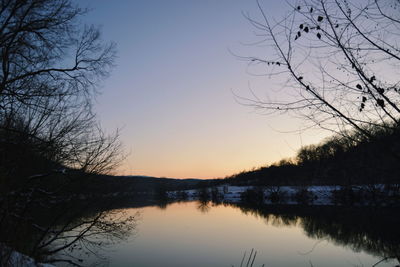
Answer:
[77,0,330,179]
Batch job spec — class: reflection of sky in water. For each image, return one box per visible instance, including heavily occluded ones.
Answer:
[87,202,396,267]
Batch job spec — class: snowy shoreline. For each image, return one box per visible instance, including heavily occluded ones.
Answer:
[166,184,398,206]
[0,244,54,267]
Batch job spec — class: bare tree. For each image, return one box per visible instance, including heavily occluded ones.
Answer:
[239,0,400,139]
[0,0,122,176]
[0,1,133,266]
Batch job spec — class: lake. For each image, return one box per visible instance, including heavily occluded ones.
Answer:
[62,201,399,267]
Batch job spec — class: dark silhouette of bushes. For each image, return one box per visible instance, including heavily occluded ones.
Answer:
[265,186,287,204]
[197,187,211,202]
[330,186,363,206]
[240,187,264,205]
[210,187,223,203]
[293,187,316,205]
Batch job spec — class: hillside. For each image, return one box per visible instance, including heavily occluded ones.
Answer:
[222,125,400,187]
[80,175,201,195]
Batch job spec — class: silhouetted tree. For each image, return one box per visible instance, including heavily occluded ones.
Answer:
[210,186,223,203]
[197,187,210,202]
[240,187,264,205]
[0,0,121,178]
[0,1,131,265]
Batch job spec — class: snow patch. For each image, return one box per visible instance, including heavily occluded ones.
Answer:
[0,245,54,267]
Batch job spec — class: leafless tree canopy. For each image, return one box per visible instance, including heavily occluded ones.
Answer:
[241,0,400,138]
[0,0,123,174]
[0,1,133,266]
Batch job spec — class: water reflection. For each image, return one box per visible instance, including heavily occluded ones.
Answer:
[197,200,211,213]
[49,201,400,266]
[52,208,140,266]
[0,195,141,267]
[228,203,400,266]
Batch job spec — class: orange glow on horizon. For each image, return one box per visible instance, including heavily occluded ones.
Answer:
[114,126,330,179]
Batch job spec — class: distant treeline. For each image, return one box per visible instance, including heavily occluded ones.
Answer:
[220,125,400,186]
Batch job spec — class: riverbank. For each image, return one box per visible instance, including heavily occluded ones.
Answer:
[166,184,399,206]
[0,244,54,267]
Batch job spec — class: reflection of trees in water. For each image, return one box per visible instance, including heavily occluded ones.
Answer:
[234,205,300,228]
[227,203,400,264]
[300,212,400,265]
[0,195,139,266]
[47,207,139,266]
[197,200,211,214]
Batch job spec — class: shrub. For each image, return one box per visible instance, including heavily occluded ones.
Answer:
[240,188,264,205]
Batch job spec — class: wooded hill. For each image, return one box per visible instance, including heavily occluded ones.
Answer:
[222,125,400,186]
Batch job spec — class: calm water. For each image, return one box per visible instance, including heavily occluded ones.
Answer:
[66,201,398,267]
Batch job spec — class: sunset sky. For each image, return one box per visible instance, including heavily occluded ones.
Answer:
[78,0,330,179]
